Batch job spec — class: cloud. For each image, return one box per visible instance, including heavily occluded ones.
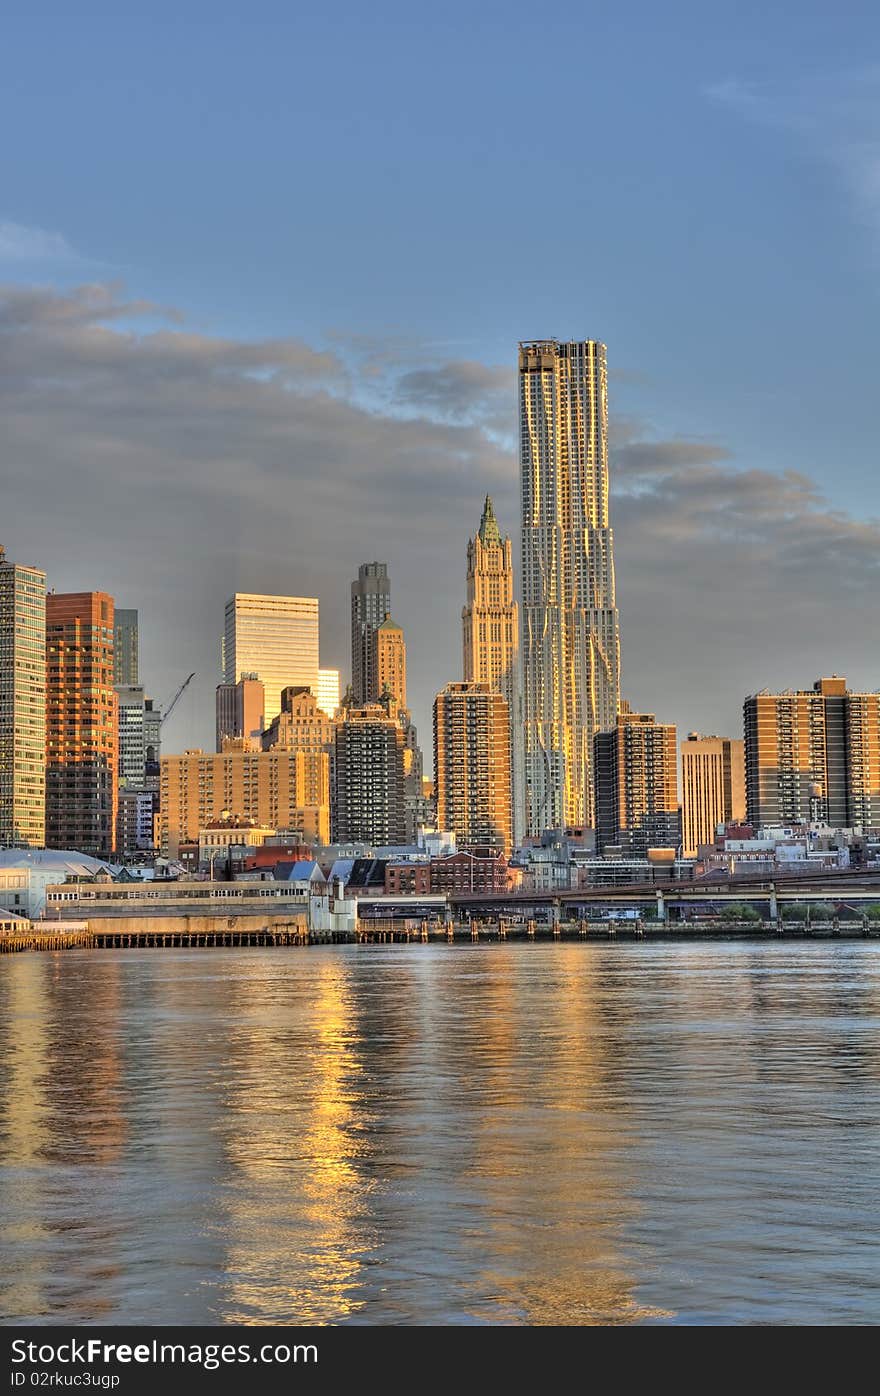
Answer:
[0,219,79,263]
[705,68,880,241]
[1,281,877,757]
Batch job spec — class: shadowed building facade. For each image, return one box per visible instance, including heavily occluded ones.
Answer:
[519,340,620,836]
[744,677,880,829]
[216,674,265,752]
[351,563,390,706]
[595,707,679,855]
[46,591,117,856]
[333,704,406,845]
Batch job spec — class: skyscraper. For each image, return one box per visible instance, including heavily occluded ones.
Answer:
[333,704,406,845]
[594,707,679,855]
[375,615,406,709]
[680,734,746,857]
[46,592,117,856]
[744,677,880,829]
[434,682,512,855]
[223,593,319,725]
[351,562,390,705]
[519,339,620,835]
[113,609,139,687]
[462,495,522,845]
[0,546,46,848]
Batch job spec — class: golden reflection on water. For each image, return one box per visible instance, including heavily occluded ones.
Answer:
[212,957,377,1323]
[4,942,879,1325]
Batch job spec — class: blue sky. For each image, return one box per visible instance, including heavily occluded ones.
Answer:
[2,1,879,753]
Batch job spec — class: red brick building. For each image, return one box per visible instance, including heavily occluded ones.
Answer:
[384,862,430,894]
[429,851,508,894]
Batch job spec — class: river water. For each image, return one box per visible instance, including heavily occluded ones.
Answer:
[1,941,879,1326]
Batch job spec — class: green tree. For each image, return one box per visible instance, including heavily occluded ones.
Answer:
[784,903,809,921]
[865,904,880,922]
[721,902,760,923]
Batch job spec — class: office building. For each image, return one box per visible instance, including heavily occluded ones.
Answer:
[333,704,406,845]
[0,546,46,847]
[113,609,138,687]
[351,562,390,705]
[223,593,319,725]
[216,673,265,752]
[680,734,746,857]
[46,591,117,856]
[744,677,880,829]
[594,706,679,855]
[519,339,620,835]
[462,495,523,845]
[434,682,512,855]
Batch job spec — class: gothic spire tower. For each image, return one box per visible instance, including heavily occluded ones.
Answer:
[462,495,524,845]
[518,340,621,834]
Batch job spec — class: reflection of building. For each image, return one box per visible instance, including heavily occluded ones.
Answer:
[46,591,117,856]
[434,682,512,854]
[680,734,745,857]
[216,674,265,751]
[351,562,390,706]
[0,546,46,847]
[744,677,880,828]
[223,593,319,725]
[462,496,523,845]
[519,339,620,836]
[595,706,679,855]
[317,668,341,717]
[333,705,406,845]
[160,746,329,857]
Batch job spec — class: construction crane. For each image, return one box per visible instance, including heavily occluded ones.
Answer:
[160,672,196,727]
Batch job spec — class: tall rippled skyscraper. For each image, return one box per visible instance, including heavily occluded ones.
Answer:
[519,340,620,835]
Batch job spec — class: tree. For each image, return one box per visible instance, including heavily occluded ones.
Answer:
[784,903,809,922]
[721,902,760,923]
[865,904,880,922]
[812,902,835,922]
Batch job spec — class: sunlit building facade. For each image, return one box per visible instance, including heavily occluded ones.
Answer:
[434,682,512,855]
[519,340,620,835]
[317,668,341,718]
[160,746,330,857]
[744,677,880,829]
[223,593,319,727]
[680,734,746,857]
[46,591,117,857]
[462,496,523,846]
[0,546,46,847]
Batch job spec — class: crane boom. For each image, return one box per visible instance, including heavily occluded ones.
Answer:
[161,672,196,726]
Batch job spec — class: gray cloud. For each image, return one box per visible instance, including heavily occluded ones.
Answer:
[1,281,877,762]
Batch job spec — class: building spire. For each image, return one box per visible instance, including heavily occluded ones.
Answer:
[478,494,501,548]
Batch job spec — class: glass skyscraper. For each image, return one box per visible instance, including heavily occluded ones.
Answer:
[519,340,621,835]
